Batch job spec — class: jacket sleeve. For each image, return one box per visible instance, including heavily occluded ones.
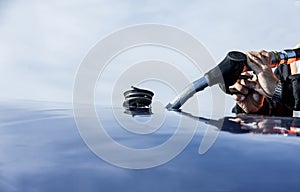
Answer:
[274,64,300,111]
[232,97,293,116]
[281,74,300,110]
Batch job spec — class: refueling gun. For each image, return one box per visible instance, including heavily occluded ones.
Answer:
[166,48,300,110]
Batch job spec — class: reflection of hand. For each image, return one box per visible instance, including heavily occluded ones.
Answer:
[229,72,264,113]
[257,119,277,133]
[245,50,279,98]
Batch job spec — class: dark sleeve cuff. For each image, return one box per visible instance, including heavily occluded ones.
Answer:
[281,74,300,110]
[232,99,270,115]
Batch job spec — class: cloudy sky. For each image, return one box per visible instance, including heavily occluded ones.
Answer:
[0,0,299,112]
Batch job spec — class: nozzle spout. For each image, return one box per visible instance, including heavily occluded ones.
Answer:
[166,77,208,110]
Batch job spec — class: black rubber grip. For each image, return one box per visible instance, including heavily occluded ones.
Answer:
[205,51,247,93]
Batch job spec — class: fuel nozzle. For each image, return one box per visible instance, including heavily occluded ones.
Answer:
[166,51,247,110]
[166,47,300,110]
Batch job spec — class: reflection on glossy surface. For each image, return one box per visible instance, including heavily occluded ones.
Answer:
[1,102,300,192]
[177,110,300,136]
[124,107,153,117]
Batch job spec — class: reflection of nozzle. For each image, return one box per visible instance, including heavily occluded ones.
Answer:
[166,51,247,110]
[174,110,300,136]
[174,110,249,134]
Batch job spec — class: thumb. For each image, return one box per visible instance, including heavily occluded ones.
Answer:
[240,79,256,90]
[245,51,263,74]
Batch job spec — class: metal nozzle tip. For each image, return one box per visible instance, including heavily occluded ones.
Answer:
[165,103,172,110]
[165,103,181,111]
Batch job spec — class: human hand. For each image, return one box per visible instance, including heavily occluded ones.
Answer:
[245,50,279,98]
[229,72,264,113]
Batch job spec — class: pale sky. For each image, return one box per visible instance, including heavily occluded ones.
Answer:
[0,0,299,113]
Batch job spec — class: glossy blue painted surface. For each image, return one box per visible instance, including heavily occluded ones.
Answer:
[0,102,300,192]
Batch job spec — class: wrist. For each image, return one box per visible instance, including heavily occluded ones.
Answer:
[272,80,283,102]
